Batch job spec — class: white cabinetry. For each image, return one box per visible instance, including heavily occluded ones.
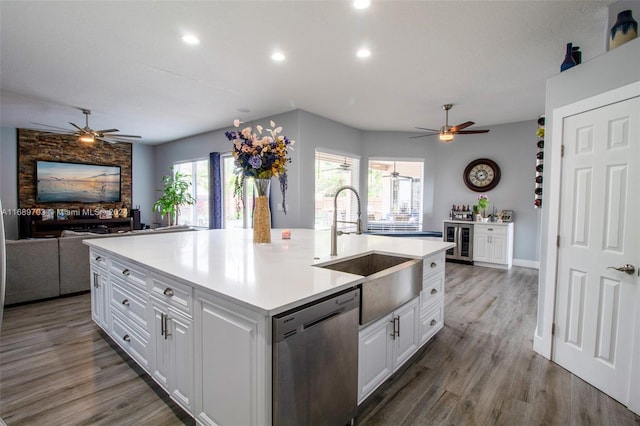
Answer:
[149,274,194,413]
[193,290,268,426]
[358,297,420,403]
[473,223,514,269]
[420,251,445,344]
[90,250,109,331]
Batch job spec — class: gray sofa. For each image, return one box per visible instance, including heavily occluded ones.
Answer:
[5,226,194,305]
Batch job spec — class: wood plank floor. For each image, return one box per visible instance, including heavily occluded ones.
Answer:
[0,263,638,425]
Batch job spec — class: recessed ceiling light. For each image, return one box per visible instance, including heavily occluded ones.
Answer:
[353,0,371,9]
[271,52,286,61]
[182,34,200,45]
[356,48,371,58]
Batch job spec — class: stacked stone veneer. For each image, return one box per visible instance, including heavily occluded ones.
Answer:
[18,129,132,213]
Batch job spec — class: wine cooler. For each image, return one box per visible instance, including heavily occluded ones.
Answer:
[443,221,474,264]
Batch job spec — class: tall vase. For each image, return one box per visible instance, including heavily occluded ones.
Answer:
[560,42,576,72]
[609,10,638,50]
[253,178,271,244]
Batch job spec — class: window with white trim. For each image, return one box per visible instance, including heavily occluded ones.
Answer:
[314,150,360,231]
[173,159,209,228]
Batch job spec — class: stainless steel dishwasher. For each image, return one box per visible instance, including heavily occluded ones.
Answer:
[273,287,360,426]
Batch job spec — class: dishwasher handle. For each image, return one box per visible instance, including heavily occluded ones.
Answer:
[273,288,360,343]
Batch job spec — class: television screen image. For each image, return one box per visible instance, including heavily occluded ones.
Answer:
[36,161,121,203]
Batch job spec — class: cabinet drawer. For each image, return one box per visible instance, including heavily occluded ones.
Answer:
[421,274,444,311]
[420,304,443,345]
[110,258,148,291]
[151,274,192,316]
[111,279,149,332]
[90,248,109,270]
[475,225,507,236]
[111,312,150,371]
[423,252,445,279]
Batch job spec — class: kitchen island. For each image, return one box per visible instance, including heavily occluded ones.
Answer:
[85,228,454,425]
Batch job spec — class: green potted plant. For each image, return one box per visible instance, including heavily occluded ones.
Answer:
[153,167,196,226]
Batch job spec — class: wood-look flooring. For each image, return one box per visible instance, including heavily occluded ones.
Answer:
[0,263,638,425]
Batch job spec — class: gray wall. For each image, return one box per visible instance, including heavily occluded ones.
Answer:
[132,143,156,227]
[0,128,18,240]
[429,120,541,262]
[156,110,541,262]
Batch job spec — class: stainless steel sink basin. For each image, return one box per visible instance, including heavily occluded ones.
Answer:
[316,253,423,325]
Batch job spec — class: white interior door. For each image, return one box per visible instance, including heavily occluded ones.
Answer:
[553,95,639,405]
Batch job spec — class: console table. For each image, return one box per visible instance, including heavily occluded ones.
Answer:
[30,217,133,238]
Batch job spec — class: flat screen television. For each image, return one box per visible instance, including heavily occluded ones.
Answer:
[36,160,122,203]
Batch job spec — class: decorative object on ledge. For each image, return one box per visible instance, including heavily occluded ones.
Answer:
[560,42,577,72]
[535,115,544,208]
[225,119,295,243]
[609,9,637,50]
[252,178,272,244]
[571,45,582,65]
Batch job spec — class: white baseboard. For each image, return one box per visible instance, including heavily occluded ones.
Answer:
[513,258,540,269]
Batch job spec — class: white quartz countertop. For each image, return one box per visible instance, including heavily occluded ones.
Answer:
[85,228,454,316]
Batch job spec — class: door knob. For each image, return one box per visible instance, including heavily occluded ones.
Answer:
[607,264,636,275]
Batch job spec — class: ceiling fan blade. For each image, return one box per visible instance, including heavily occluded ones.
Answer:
[451,121,475,132]
[30,122,73,132]
[415,127,440,132]
[69,122,84,131]
[410,133,438,139]
[102,134,142,139]
[94,128,120,134]
[95,136,118,144]
[455,129,490,134]
[27,128,73,135]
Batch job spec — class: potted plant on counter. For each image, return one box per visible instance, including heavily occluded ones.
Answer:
[476,194,489,222]
[153,167,195,226]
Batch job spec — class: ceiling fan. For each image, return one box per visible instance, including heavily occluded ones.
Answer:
[383,162,412,180]
[411,104,489,142]
[30,108,142,144]
[323,158,352,172]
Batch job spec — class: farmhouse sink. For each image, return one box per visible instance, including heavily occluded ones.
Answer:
[316,253,423,325]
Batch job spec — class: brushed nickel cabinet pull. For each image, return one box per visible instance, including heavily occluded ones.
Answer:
[396,316,400,337]
[164,314,171,340]
[163,288,175,297]
[93,272,99,288]
[430,319,437,326]
[430,288,438,294]
[430,262,437,268]
[123,334,131,342]
[122,269,130,276]
[122,299,130,306]
[95,255,102,261]
[160,313,165,337]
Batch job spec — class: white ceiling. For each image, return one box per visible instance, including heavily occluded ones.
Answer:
[0,1,613,145]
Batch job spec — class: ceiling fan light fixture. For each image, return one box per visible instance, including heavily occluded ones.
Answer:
[78,133,95,143]
[439,132,454,142]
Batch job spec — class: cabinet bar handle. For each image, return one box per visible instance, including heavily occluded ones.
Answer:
[123,334,131,342]
[396,315,400,337]
[430,319,437,326]
[163,288,175,297]
[164,314,171,339]
[160,313,165,337]
[122,269,130,276]
[430,288,437,294]
[122,299,130,306]
[93,272,99,288]
[430,262,437,268]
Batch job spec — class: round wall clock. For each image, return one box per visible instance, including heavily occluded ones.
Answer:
[463,158,501,192]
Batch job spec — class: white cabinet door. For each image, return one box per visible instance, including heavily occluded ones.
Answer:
[150,299,194,413]
[169,309,193,412]
[358,297,421,403]
[490,234,507,264]
[194,292,267,426]
[473,232,490,263]
[358,313,394,403]
[393,298,419,368]
[150,300,171,390]
[90,265,109,331]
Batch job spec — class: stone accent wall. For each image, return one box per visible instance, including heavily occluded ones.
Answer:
[18,129,132,213]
